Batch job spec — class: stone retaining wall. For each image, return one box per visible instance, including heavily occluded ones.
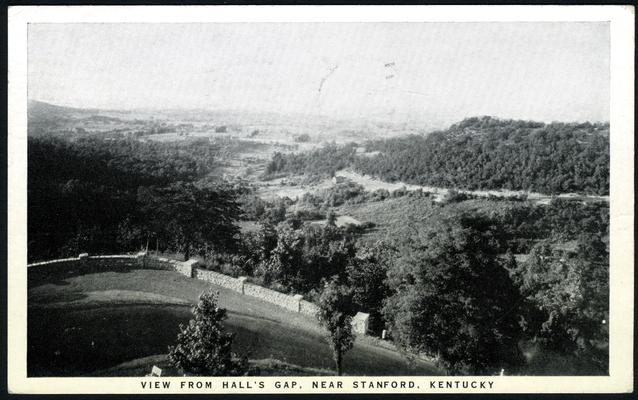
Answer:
[299,299,320,317]
[87,255,138,268]
[191,269,307,314]
[27,252,195,276]
[27,252,370,335]
[28,257,83,268]
[194,268,244,293]
[243,283,302,313]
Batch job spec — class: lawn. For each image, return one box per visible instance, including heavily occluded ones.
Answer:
[28,267,441,377]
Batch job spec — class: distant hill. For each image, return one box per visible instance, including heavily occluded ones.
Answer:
[26,100,436,141]
[28,99,98,116]
[28,100,117,137]
[266,116,610,195]
[28,100,78,136]
[355,116,609,195]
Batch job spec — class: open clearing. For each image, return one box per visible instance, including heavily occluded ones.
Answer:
[254,169,608,205]
[336,170,609,204]
[28,267,441,377]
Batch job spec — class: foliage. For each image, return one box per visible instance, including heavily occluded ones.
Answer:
[257,223,356,294]
[316,277,355,375]
[264,142,357,179]
[294,133,311,143]
[326,210,337,226]
[512,234,609,372]
[346,242,393,334]
[383,214,525,374]
[442,189,474,204]
[265,117,609,195]
[168,290,248,376]
[28,136,240,261]
[485,198,609,253]
[260,198,288,225]
[357,117,609,195]
[239,195,268,220]
[138,182,241,259]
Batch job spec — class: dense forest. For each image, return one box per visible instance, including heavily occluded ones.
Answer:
[28,136,241,262]
[264,142,358,179]
[265,117,609,195]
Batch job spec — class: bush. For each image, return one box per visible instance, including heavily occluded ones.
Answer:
[442,189,470,203]
[390,187,407,198]
[294,134,311,143]
[371,189,390,201]
[292,207,325,221]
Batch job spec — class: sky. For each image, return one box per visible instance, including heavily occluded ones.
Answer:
[28,22,610,124]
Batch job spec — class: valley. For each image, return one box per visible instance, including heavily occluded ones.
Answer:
[26,99,610,377]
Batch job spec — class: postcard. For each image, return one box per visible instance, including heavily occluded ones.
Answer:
[7,5,634,394]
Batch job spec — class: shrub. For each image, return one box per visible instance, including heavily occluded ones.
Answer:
[294,133,311,143]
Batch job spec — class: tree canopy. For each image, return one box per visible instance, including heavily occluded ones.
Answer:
[28,136,242,261]
[512,234,609,372]
[383,214,525,374]
[265,117,609,195]
[138,182,241,259]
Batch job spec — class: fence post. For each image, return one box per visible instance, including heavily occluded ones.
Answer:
[237,276,248,294]
[136,251,147,268]
[292,294,304,313]
[78,253,89,268]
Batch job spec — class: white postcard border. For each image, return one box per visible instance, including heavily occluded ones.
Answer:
[7,5,635,394]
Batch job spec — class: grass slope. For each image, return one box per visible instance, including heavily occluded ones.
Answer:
[28,267,441,377]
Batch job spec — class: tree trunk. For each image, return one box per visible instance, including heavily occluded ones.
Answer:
[335,349,342,376]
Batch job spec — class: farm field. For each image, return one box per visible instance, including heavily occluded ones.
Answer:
[28,267,441,377]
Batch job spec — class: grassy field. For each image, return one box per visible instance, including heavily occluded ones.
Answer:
[28,267,441,377]
[335,196,441,242]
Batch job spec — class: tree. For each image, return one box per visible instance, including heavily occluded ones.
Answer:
[138,182,241,259]
[512,234,609,372]
[168,289,247,376]
[326,209,337,227]
[316,277,355,376]
[383,214,524,374]
[346,242,393,334]
[259,224,355,293]
[260,198,287,225]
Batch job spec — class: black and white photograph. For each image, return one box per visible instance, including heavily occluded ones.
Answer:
[7,5,634,395]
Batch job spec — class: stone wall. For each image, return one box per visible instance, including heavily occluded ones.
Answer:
[176,259,198,278]
[299,299,320,317]
[243,283,302,313]
[27,252,370,336]
[28,257,80,269]
[190,269,311,315]
[27,252,197,277]
[193,268,244,293]
[86,255,138,268]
